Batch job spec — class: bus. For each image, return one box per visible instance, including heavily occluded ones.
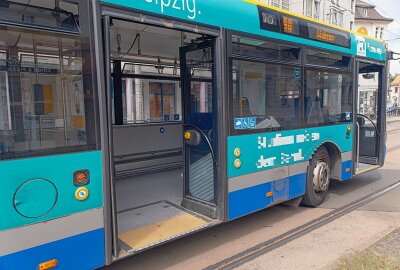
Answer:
[0,0,388,269]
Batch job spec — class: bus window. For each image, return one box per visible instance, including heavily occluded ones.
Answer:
[111,58,183,124]
[232,35,300,63]
[231,59,302,133]
[358,68,380,121]
[305,71,353,125]
[306,49,351,70]
[0,26,97,160]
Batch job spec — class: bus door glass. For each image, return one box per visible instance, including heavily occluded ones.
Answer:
[356,62,385,166]
[180,39,217,204]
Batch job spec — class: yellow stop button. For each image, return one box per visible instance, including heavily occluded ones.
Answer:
[234,159,242,169]
[234,148,241,157]
[75,187,89,201]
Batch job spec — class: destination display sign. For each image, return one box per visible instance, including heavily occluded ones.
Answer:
[257,6,351,48]
[307,22,350,48]
[282,16,300,35]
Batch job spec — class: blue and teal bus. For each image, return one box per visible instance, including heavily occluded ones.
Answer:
[0,0,388,269]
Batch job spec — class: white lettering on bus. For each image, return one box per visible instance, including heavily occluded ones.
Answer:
[145,0,199,20]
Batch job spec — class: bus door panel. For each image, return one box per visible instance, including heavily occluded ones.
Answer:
[180,39,218,209]
[355,62,386,168]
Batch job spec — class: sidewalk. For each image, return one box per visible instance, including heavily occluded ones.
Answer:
[335,228,400,270]
[387,115,400,124]
[237,206,400,270]
[236,149,400,270]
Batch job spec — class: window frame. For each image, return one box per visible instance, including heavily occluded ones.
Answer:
[227,30,358,135]
[0,1,81,35]
[112,68,185,125]
[304,47,354,129]
[0,1,101,160]
[303,65,354,128]
[227,30,304,136]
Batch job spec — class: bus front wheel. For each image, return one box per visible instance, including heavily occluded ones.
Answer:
[302,146,331,207]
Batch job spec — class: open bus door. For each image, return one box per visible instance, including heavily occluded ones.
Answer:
[355,61,387,174]
[180,39,219,218]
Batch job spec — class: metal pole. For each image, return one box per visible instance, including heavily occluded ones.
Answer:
[104,15,120,259]
[58,39,69,147]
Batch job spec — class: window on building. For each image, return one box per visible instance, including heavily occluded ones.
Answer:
[282,0,290,10]
[314,0,321,19]
[395,87,398,94]
[306,0,313,17]
[350,21,354,30]
[271,0,280,8]
[375,27,379,38]
[380,27,384,39]
[330,9,338,25]
[338,12,344,27]
[305,71,353,125]
[231,60,302,132]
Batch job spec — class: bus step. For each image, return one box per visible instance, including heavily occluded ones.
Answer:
[117,201,212,253]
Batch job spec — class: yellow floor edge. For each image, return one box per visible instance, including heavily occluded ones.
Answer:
[119,213,208,251]
[355,165,381,175]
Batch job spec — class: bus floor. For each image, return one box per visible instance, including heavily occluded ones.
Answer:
[115,169,213,253]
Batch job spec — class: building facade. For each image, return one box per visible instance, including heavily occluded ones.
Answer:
[354,0,393,40]
[257,0,291,10]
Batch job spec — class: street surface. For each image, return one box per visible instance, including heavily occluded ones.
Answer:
[104,119,400,270]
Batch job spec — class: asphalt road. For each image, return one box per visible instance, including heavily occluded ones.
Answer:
[103,121,400,270]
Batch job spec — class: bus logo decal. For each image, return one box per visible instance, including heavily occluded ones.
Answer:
[144,0,199,20]
[356,36,367,57]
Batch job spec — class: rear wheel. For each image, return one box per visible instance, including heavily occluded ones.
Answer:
[302,146,331,207]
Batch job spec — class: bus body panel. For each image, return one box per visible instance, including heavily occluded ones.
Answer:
[0,151,103,231]
[0,151,106,269]
[0,229,104,270]
[227,124,353,220]
[0,209,105,270]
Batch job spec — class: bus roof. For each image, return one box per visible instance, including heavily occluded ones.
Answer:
[101,0,386,62]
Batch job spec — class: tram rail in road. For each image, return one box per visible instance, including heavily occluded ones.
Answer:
[205,144,400,270]
[205,180,400,270]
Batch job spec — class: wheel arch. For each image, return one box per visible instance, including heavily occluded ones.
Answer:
[313,141,343,181]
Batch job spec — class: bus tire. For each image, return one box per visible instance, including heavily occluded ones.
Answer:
[302,146,331,207]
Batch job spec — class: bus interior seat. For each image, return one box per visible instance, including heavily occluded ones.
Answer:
[240,97,252,117]
[188,112,213,130]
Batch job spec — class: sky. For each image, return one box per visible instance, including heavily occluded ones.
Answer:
[369,0,400,75]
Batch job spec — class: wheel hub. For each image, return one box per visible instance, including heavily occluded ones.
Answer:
[312,161,330,192]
